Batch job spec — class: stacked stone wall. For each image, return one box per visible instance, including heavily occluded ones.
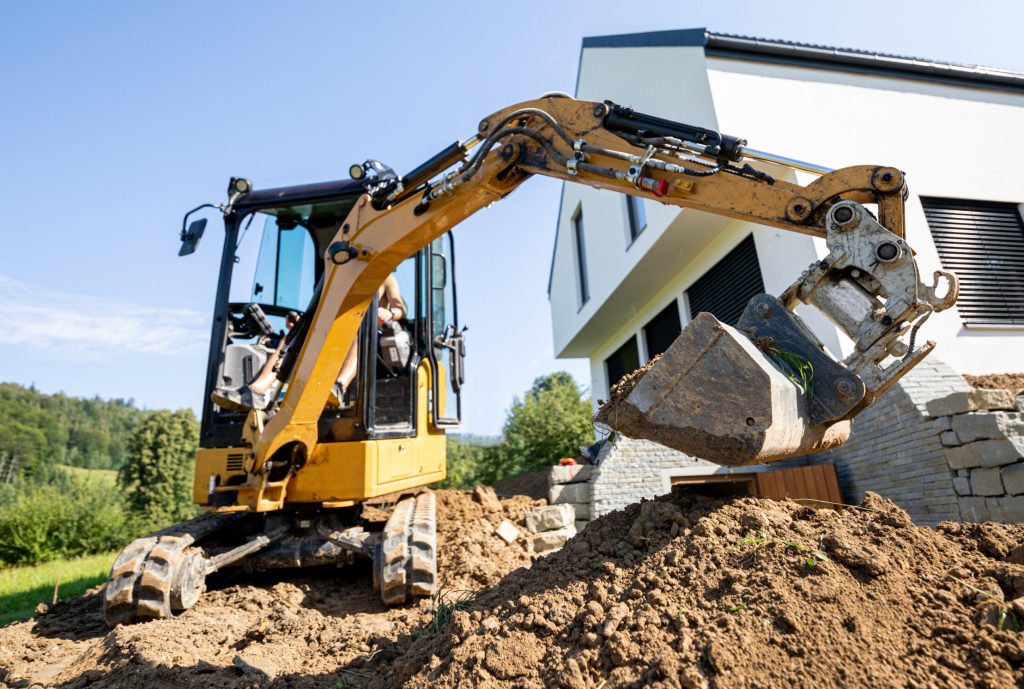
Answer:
[926,388,1024,523]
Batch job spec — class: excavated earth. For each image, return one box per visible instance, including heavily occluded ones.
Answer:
[2,490,1024,688]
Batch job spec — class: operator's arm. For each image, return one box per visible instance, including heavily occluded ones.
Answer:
[379,273,406,323]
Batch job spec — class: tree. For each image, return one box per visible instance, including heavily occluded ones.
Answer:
[118,409,199,526]
[500,371,592,476]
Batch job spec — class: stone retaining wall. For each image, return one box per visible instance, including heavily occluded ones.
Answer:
[547,357,1024,527]
[926,388,1024,523]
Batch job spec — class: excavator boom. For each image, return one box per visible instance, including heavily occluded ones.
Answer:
[237,95,958,507]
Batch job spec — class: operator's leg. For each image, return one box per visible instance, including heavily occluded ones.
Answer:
[329,339,358,406]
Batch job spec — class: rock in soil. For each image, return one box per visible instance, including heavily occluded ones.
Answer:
[3,489,1024,688]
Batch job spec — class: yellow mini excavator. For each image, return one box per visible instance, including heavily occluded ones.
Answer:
[104,95,958,625]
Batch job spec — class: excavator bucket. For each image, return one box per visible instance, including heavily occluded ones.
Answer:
[595,297,861,466]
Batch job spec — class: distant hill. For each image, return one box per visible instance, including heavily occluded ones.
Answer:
[450,433,502,447]
[0,383,150,476]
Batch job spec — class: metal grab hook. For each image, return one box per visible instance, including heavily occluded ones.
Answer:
[924,270,960,312]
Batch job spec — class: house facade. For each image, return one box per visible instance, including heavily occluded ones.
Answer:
[547,29,1024,526]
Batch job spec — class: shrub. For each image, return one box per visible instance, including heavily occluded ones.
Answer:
[0,481,135,567]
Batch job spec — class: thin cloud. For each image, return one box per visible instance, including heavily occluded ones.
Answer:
[0,275,207,358]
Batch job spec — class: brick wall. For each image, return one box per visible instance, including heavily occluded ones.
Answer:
[588,435,712,517]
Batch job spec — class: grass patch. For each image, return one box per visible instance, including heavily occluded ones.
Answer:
[425,584,475,634]
[0,551,115,626]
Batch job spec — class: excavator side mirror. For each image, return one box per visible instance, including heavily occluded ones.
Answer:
[179,218,207,256]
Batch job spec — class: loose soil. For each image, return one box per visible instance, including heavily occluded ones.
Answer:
[492,471,548,501]
[0,491,541,689]
[965,373,1024,396]
[2,490,1023,689]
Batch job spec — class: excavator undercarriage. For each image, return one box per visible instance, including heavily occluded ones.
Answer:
[104,493,436,625]
[104,94,958,625]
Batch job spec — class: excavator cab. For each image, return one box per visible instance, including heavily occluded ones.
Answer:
[196,183,463,458]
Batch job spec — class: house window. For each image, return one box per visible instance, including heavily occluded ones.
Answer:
[685,234,764,325]
[921,197,1024,327]
[644,301,682,360]
[573,206,589,306]
[605,336,639,391]
[626,195,647,243]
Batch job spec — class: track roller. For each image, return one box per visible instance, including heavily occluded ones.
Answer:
[377,492,437,605]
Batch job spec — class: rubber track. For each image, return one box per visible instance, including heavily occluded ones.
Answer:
[380,492,437,605]
[103,513,230,626]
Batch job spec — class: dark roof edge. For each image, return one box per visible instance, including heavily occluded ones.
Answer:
[581,28,1024,94]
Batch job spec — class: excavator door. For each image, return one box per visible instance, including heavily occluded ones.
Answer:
[427,232,463,427]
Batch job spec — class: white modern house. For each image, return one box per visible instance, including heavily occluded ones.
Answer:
[547,29,1024,526]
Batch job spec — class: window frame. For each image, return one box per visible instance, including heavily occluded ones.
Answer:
[572,204,590,308]
[624,194,647,246]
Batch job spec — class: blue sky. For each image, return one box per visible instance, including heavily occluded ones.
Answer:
[1,1,1022,435]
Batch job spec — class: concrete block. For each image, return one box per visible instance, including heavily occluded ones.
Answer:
[931,416,954,433]
[531,525,576,553]
[495,520,520,543]
[952,412,1024,444]
[1002,463,1024,496]
[940,430,961,447]
[525,504,574,533]
[548,464,593,485]
[574,520,590,534]
[549,482,592,505]
[986,497,1008,523]
[959,496,991,522]
[926,389,1016,417]
[971,467,1004,496]
[945,438,1024,469]
[944,445,984,470]
[952,475,971,496]
[1001,495,1024,523]
[566,502,593,520]
[977,438,1024,468]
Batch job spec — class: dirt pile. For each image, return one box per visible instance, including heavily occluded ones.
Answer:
[0,490,542,689]
[353,492,1024,689]
[965,373,1024,396]
[3,490,1024,689]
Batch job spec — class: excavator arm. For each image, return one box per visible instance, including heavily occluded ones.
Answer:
[237,95,958,510]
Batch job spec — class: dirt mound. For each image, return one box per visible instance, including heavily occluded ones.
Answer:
[351,492,1024,689]
[4,490,1023,689]
[965,373,1024,396]
[0,490,542,689]
[492,470,549,501]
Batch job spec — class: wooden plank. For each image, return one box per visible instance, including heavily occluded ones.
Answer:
[824,464,842,504]
[808,465,829,504]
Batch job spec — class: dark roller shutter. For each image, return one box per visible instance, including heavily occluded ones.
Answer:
[644,301,682,360]
[921,197,1024,327]
[685,235,764,325]
[605,336,639,389]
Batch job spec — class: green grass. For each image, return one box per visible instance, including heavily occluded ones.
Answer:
[0,551,116,626]
[56,464,118,486]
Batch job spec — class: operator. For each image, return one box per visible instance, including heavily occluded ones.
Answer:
[211,310,300,410]
[328,272,406,406]
[211,274,405,411]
